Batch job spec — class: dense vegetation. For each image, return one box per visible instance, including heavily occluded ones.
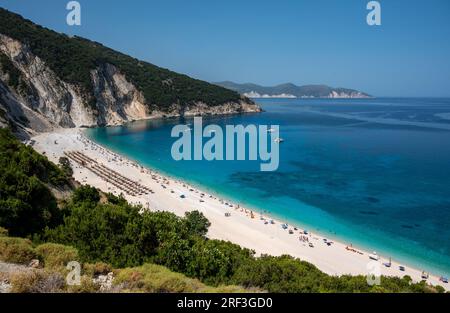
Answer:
[0,129,69,237]
[0,231,250,293]
[44,187,254,287]
[39,188,447,293]
[0,8,244,110]
[0,128,446,293]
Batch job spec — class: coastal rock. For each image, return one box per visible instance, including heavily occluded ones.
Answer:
[181,99,262,116]
[0,279,11,293]
[93,272,115,292]
[28,259,40,269]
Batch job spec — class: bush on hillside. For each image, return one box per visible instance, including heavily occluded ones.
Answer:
[82,262,113,277]
[10,270,66,293]
[0,227,8,237]
[0,237,37,264]
[0,128,67,237]
[35,243,79,269]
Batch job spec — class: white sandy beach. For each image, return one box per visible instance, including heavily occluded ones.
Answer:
[32,128,449,291]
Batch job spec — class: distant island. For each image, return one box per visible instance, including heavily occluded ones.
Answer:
[215,81,372,99]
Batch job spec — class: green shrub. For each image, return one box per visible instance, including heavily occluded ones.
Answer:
[71,185,100,204]
[0,128,68,237]
[185,239,253,286]
[232,255,329,293]
[58,157,73,177]
[0,227,8,237]
[10,270,66,293]
[202,285,263,293]
[114,263,256,293]
[83,262,113,277]
[114,263,207,293]
[0,237,37,264]
[184,211,211,237]
[35,243,79,269]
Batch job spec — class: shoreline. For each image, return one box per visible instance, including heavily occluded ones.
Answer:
[85,129,450,279]
[31,127,449,291]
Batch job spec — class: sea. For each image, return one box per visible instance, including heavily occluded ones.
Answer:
[85,98,450,277]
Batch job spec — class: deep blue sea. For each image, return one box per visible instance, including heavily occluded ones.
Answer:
[85,98,450,276]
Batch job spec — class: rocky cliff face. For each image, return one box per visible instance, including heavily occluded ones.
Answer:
[0,34,96,132]
[0,34,260,135]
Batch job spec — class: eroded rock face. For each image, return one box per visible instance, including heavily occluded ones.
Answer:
[166,99,262,118]
[91,63,150,126]
[0,34,260,134]
[0,34,96,131]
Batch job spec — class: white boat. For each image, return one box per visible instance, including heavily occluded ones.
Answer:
[369,251,380,261]
[267,128,276,133]
[274,137,284,143]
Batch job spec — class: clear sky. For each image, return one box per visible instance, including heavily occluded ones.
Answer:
[1,0,450,97]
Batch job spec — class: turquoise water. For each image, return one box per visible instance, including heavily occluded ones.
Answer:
[85,98,450,277]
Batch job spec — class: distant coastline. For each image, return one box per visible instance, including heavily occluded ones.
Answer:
[215,81,372,99]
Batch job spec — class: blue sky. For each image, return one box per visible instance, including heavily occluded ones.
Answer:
[1,0,450,97]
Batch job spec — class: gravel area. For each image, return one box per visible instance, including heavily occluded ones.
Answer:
[0,261,32,293]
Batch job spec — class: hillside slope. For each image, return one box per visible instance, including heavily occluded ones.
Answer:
[0,241,255,293]
[0,8,260,135]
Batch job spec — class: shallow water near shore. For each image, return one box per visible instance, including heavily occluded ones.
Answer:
[85,98,450,277]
